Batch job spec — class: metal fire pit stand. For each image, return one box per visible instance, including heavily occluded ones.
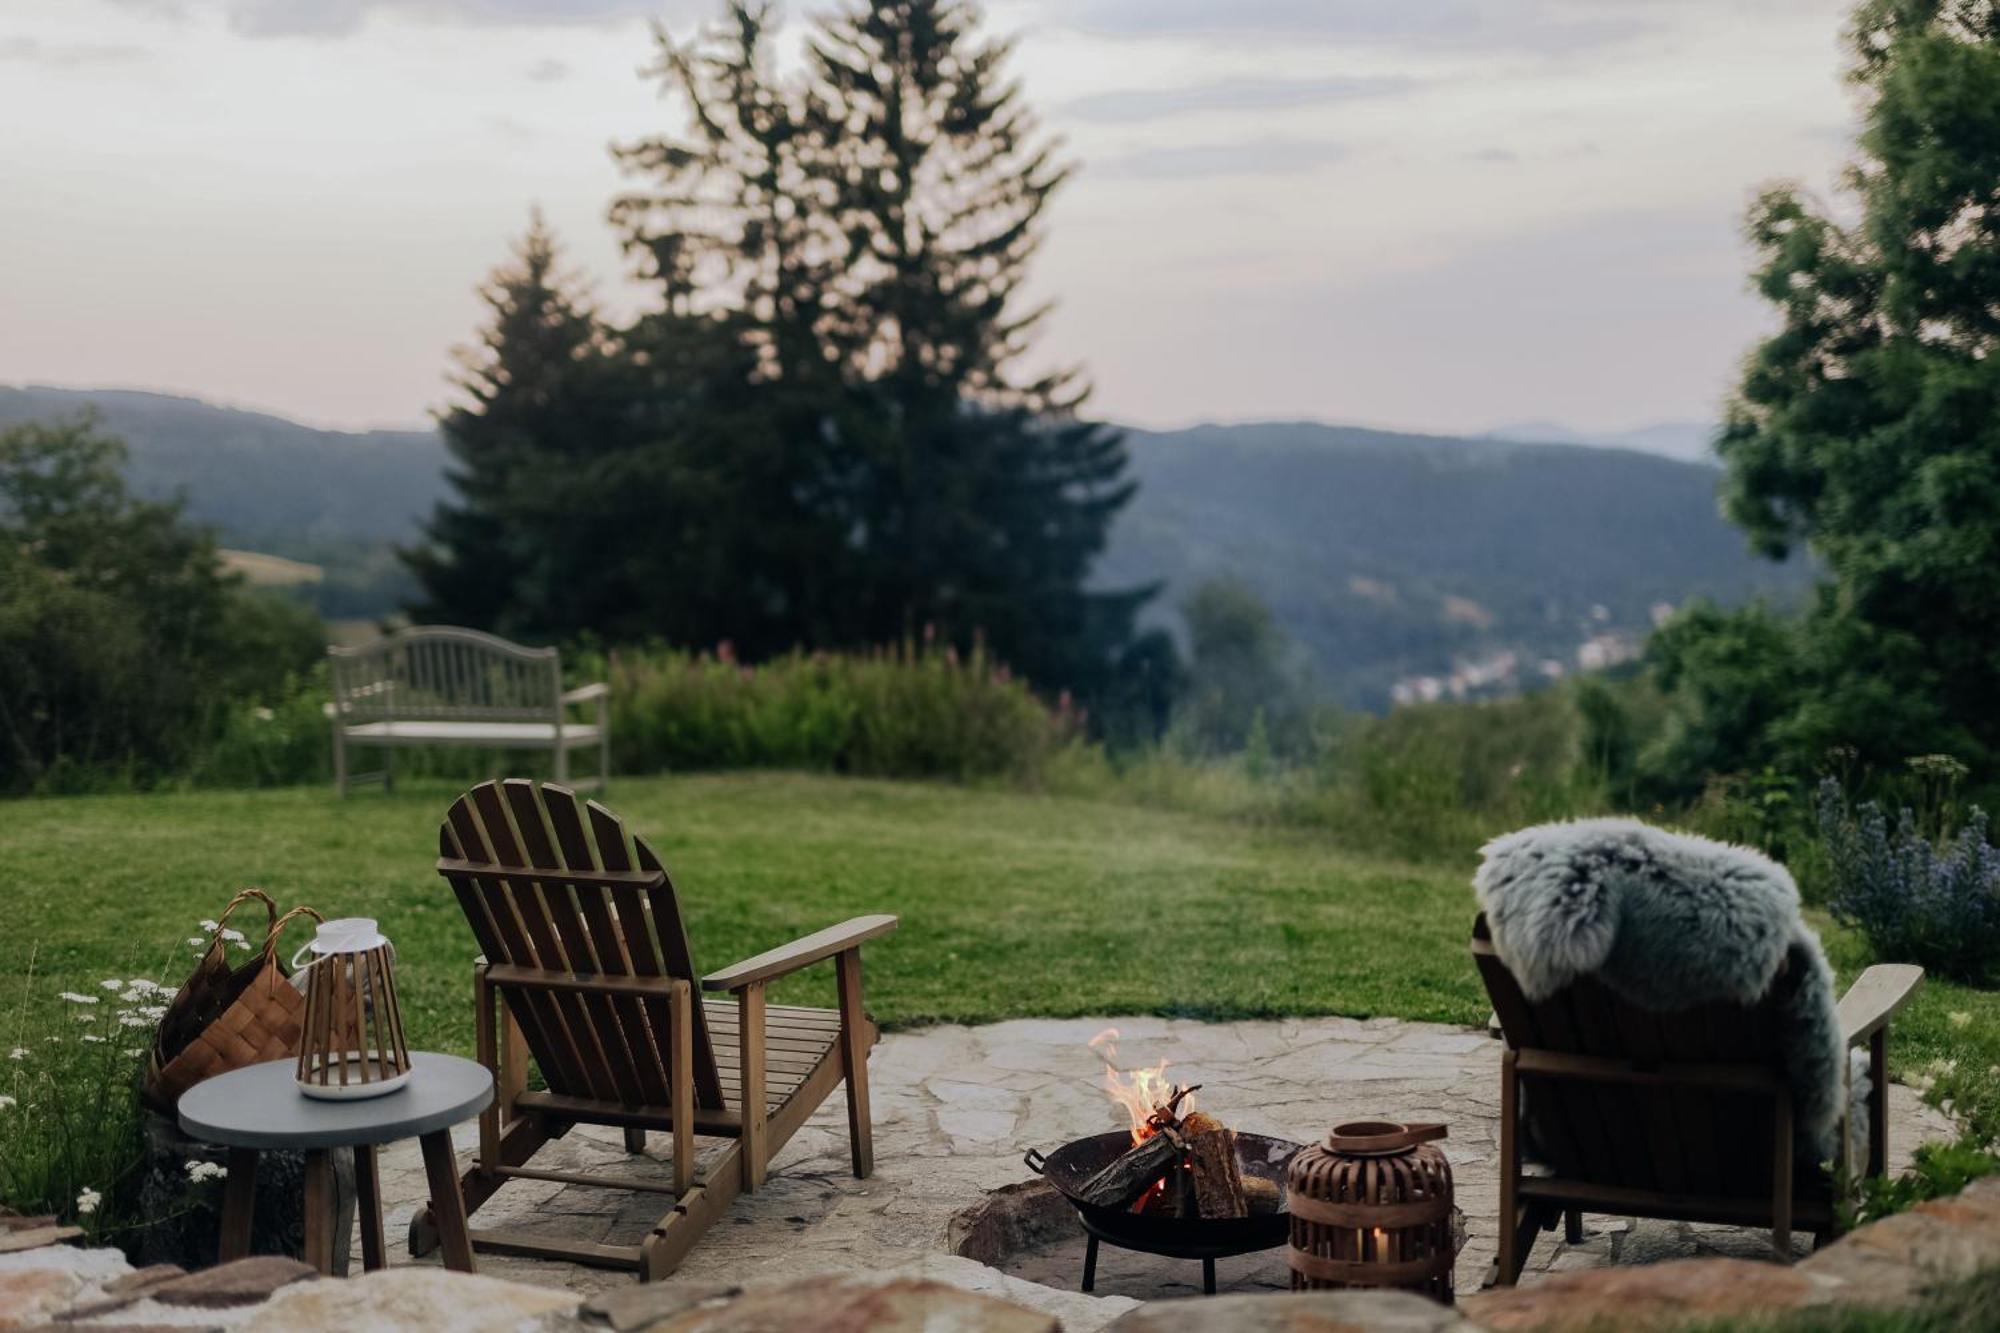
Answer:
[1076,1207,1280,1295]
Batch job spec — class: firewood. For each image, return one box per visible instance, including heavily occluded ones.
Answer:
[1242,1174,1281,1215]
[1185,1123,1247,1219]
[1076,1130,1184,1210]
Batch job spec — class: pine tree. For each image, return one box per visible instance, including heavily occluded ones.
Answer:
[404,213,621,635]
[799,0,1153,701]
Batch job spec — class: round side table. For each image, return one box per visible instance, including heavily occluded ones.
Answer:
[179,1051,492,1275]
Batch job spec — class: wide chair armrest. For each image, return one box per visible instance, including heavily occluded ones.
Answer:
[702,915,899,992]
[1838,964,1924,1044]
[561,682,609,706]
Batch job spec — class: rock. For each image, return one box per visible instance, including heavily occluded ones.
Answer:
[0,1228,82,1255]
[1104,1290,1475,1332]
[242,1268,581,1333]
[0,1268,87,1329]
[1795,1182,2000,1309]
[102,1264,188,1296]
[585,1283,745,1331]
[610,1272,1058,1333]
[1459,1257,1839,1330]
[149,1256,318,1307]
[949,1180,1081,1267]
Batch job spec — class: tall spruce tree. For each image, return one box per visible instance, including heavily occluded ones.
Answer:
[800,0,1151,701]
[611,0,1159,712]
[406,213,623,636]
[1707,0,2000,771]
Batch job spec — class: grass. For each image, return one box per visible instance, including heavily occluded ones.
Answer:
[2,771,1993,1128]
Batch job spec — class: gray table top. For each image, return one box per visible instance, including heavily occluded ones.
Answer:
[178,1052,493,1150]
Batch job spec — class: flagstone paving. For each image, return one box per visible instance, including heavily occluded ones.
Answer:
[372,1016,1951,1329]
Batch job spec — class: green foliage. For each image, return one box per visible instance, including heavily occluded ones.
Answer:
[0,416,323,794]
[1846,1136,2000,1228]
[603,637,1078,783]
[0,964,167,1242]
[1697,0,2000,780]
[1816,777,2000,983]
[1170,577,1317,759]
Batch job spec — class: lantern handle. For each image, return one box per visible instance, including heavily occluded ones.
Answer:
[266,905,326,971]
[1322,1120,1447,1155]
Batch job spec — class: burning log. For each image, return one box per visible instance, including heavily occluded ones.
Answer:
[1182,1112,1248,1220]
[1076,1127,1185,1210]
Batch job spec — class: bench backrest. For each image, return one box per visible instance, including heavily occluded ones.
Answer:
[1472,913,1793,1202]
[329,627,561,724]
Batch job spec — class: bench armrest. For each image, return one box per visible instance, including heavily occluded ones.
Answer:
[1838,964,1924,1044]
[561,682,609,705]
[702,915,899,991]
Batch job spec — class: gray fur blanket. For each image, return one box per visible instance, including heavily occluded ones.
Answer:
[1473,818,1846,1162]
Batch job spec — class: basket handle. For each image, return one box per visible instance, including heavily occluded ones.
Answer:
[212,887,280,942]
[1323,1120,1448,1155]
[264,905,326,967]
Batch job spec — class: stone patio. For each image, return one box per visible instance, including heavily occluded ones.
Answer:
[371,1015,1951,1326]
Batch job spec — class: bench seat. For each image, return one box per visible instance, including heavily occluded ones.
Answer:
[344,721,603,746]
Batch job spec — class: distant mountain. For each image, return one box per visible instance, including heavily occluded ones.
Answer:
[1483,419,1718,466]
[0,387,1805,705]
[1099,421,1806,707]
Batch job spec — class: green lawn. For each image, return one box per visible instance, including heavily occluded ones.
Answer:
[2,772,1992,1121]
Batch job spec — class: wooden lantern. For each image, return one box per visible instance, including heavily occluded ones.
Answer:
[295,918,412,1100]
[1286,1120,1458,1303]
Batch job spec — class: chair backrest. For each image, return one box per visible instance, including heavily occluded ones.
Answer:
[330,627,560,725]
[437,780,724,1111]
[1472,913,1793,1202]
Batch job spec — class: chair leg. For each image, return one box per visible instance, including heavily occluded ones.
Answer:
[1868,1029,1889,1178]
[1496,1050,1527,1285]
[836,949,875,1179]
[1772,1088,1795,1257]
[1564,1209,1584,1245]
[739,983,767,1192]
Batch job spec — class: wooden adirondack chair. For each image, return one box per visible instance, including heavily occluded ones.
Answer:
[1472,913,1922,1286]
[408,780,898,1280]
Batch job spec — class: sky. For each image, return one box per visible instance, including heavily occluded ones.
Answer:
[1,0,1863,435]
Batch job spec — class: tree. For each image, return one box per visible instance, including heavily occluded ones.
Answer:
[1706,0,2000,775]
[0,416,319,791]
[405,212,627,636]
[1171,577,1307,758]
[608,0,1158,714]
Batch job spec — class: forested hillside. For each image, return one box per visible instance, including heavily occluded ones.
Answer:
[0,386,1805,705]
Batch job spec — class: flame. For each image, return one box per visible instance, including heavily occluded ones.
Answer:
[1089,1027,1191,1146]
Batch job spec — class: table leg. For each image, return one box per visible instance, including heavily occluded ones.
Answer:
[354,1144,386,1272]
[302,1149,334,1275]
[419,1130,476,1273]
[218,1148,259,1263]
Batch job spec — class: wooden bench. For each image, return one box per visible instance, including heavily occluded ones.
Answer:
[327,627,608,796]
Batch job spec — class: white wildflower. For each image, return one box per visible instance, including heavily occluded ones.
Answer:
[72,1013,94,1025]
[119,1015,150,1029]
[184,1160,228,1183]
[220,928,245,944]
[253,707,275,722]
[57,992,100,1005]
[80,1035,104,1044]
[75,1187,100,1216]
[1949,1011,1973,1029]
[186,938,205,951]
[99,979,123,991]
[7,1047,26,1061]
[199,919,220,933]
[0,1095,15,1108]
[138,1005,167,1020]
[123,1048,143,1059]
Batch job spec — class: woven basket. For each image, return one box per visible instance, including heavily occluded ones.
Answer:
[143,891,323,1114]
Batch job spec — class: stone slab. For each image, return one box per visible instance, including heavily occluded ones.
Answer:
[239,1268,579,1332]
[1105,1290,1476,1333]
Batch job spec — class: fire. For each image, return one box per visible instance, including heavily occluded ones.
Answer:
[1089,1027,1192,1146]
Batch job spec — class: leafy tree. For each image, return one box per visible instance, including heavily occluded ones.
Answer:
[1171,577,1310,758]
[1712,0,2000,774]
[0,416,319,791]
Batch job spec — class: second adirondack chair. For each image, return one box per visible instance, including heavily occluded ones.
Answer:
[407,779,898,1280]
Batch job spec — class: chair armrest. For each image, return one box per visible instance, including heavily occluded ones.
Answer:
[1838,964,1924,1044]
[561,682,609,705]
[702,915,899,991]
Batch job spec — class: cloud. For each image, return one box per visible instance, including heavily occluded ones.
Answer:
[0,36,148,65]
[1058,75,1415,125]
[109,0,705,38]
[1466,147,1519,164]
[1046,0,1652,54]
[1091,138,1347,181]
[524,56,569,82]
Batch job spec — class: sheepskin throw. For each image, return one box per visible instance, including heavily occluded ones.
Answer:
[1474,817,1846,1162]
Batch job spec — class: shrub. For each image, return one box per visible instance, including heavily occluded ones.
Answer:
[1816,778,2000,982]
[603,637,1078,784]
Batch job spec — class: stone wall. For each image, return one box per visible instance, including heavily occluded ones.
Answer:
[7,1181,2000,1332]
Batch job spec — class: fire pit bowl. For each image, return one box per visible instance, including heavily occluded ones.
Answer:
[1025,1130,1304,1294]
